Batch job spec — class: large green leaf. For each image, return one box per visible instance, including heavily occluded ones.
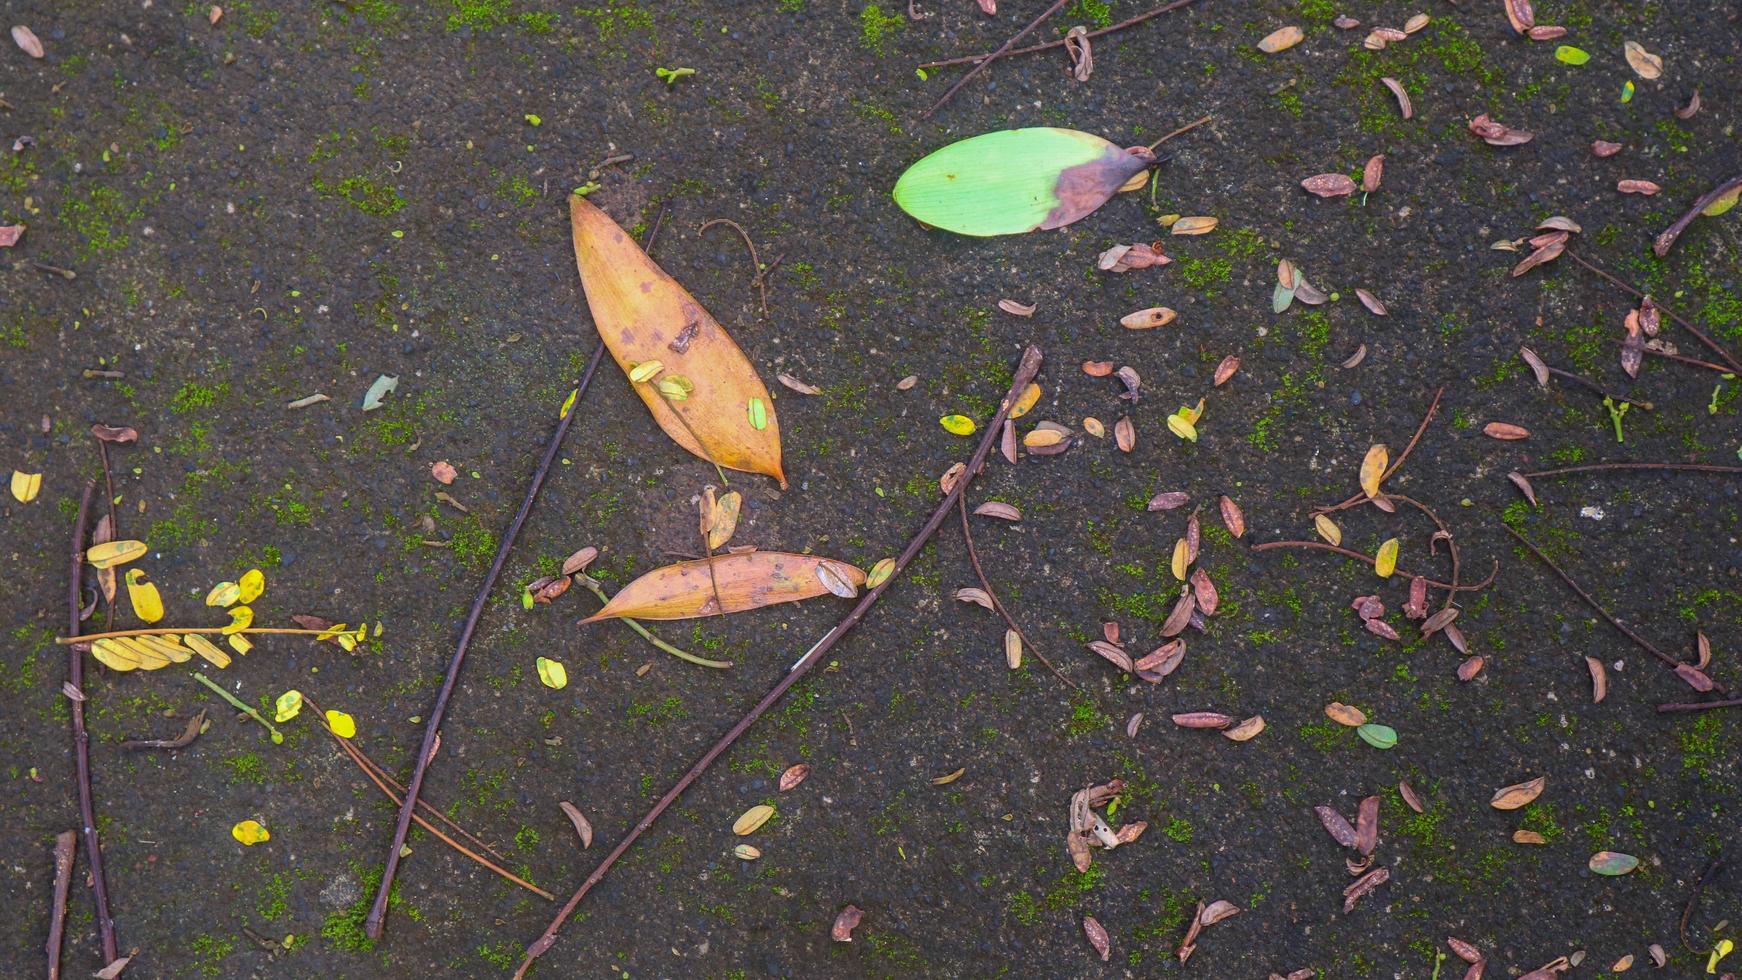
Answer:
[892,128,1153,237]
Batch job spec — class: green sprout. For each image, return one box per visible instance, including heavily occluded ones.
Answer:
[1602,396,1629,443]
[654,67,696,86]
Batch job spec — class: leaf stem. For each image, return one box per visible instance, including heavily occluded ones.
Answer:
[191,672,284,743]
[56,625,346,645]
[575,577,730,668]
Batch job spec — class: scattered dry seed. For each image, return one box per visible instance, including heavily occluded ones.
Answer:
[779,763,811,792]
[1341,344,1368,368]
[1302,173,1358,198]
[1483,421,1530,440]
[1257,25,1304,53]
[1325,702,1367,727]
[997,298,1036,317]
[1114,416,1135,452]
[1083,360,1115,377]
[1616,179,1662,195]
[974,501,1021,521]
[1222,715,1265,741]
[896,374,918,390]
[1149,491,1190,511]
[1490,776,1546,810]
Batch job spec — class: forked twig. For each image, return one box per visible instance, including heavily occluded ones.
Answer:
[1314,386,1444,516]
[919,0,1201,69]
[918,0,1071,121]
[958,495,1077,691]
[512,346,1047,978]
[698,218,770,316]
[1249,540,1496,592]
[65,480,120,966]
[1502,524,1727,695]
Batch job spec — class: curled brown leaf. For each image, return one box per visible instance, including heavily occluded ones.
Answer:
[1381,77,1413,119]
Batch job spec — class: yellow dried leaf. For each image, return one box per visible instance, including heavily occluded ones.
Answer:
[125,569,164,624]
[274,689,304,722]
[1359,444,1388,498]
[581,552,866,622]
[1375,537,1399,577]
[10,470,42,502]
[1179,397,1205,425]
[1010,382,1042,419]
[536,656,569,689]
[940,414,977,436]
[137,634,192,663]
[1171,538,1190,581]
[571,196,785,486]
[1313,514,1343,546]
[706,491,742,550]
[1257,25,1304,53]
[205,581,241,607]
[223,605,254,634]
[627,359,665,384]
[1171,216,1218,236]
[1082,416,1105,438]
[324,709,357,739]
[86,540,148,569]
[231,819,270,845]
[931,767,966,786]
[228,633,253,656]
[185,634,232,669]
[732,804,775,836]
[91,638,144,672]
[114,637,170,670]
[237,568,265,603]
[866,557,896,589]
[1166,413,1198,441]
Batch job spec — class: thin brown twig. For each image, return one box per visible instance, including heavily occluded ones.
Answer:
[1679,857,1725,951]
[1145,114,1213,152]
[919,0,1200,69]
[1388,495,1461,612]
[365,339,609,939]
[1609,337,1732,373]
[958,495,1077,692]
[47,830,75,980]
[1657,697,1742,713]
[1249,540,1496,592]
[1655,173,1742,257]
[119,709,207,751]
[93,438,118,631]
[1564,249,1742,375]
[1518,462,1742,479]
[66,480,120,965]
[1314,386,1444,516]
[918,0,1071,121]
[513,346,1047,979]
[1502,524,1727,695]
[1542,363,1653,410]
[698,218,769,316]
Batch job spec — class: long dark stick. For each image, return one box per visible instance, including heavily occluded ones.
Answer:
[1679,857,1725,951]
[364,342,608,939]
[94,439,118,632]
[1654,173,1742,257]
[1249,540,1495,591]
[1502,524,1726,695]
[1542,363,1653,409]
[513,346,1046,978]
[1518,462,1742,479]
[1657,697,1742,713]
[1314,386,1444,516]
[958,495,1076,691]
[1564,249,1742,375]
[66,480,119,965]
[919,0,1200,69]
[47,830,75,980]
[918,0,1070,121]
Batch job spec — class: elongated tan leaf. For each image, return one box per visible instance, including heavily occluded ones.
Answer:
[580,552,865,622]
[1359,444,1388,498]
[570,196,785,486]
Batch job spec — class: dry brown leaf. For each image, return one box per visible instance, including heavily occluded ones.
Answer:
[1190,567,1219,616]
[559,801,594,848]
[1341,344,1368,369]
[1449,937,1483,963]
[1622,40,1663,79]
[998,298,1036,317]
[1302,173,1358,198]
[1695,631,1711,670]
[779,763,810,792]
[776,372,822,395]
[974,501,1021,521]
[1504,0,1535,33]
[1083,915,1111,961]
[1121,307,1177,329]
[1342,866,1389,912]
[1219,496,1245,537]
[1149,490,1190,511]
[1199,899,1242,926]
[1398,781,1425,814]
[1512,829,1548,844]
[1527,24,1566,40]
[562,547,598,575]
[1361,155,1385,193]
[1458,655,1485,681]
[1171,711,1233,729]
[1355,288,1388,316]
[571,196,785,486]
[1114,416,1135,452]
[1359,444,1389,498]
[1088,640,1134,673]
[1160,593,1196,636]
[896,374,918,390]
[1326,702,1368,727]
[1675,662,1715,692]
[1082,416,1105,438]
[931,767,966,786]
[832,905,863,942]
[1257,25,1304,53]
[1617,179,1662,195]
[1403,12,1429,32]
[11,25,44,58]
[1354,795,1380,855]
[1213,355,1240,386]
[1379,77,1414,119]
[1675,90,1701,119]
[1171,216,1218,236]
[1585,655,1608,703]
[1222,715,1265,741]
[1004,629,1022,669]
[954,587,993,609]
[430,460,457,485]
[89,424,139,444]
[1315,805,1358,847]
[581,552,864,622]
[1591,139,1623,158]
[1490,776,1546,810]
[1482,421,1530,440]
[1082,360,1114,377]
[1097,242,1171,272]
[1313,513,1343,546]
[1510,239,1564,276]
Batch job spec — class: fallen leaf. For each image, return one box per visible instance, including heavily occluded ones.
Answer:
[1355,288,1388,316]
[1315,805,1357,846]
[1343,866,1389,911]
[1314,514,1343,546]
[1302,173,1358,198]
[273,690,304,723]
[581,552,865,622]
[562,547,598,575]
[125,569,164,624]
[1448,937,1483,963]
[360,374,398,411]
[1457,655,1485,680]
[1114,417,1135,452]
[893,129,1154,236]
[1356,723,1397,749]
[1622,40,1663,79]
[1398,781,1425,814]
[536,656,569,689]
[1616,179,1661,195]
[10,470,41,502]
[93,951,136,979]
[1121,307,1177,330]
[1171,216,1218,236]
[832,904,863,942]
[1082,417,1105,438]
[324,709,357,739]
[1219,496,1246,537]
[1591,139,1623,158]
[1257,25,1305,53]
[1326,702,1367,726]
[1004,629,1022,669]
[1404,12,1429,32]
[1585,655,1608,703]
[974,501,1021,521]
[1200,899,1241,926]
[1675,90,1701,119]
[1491,776,1545,810]
[1082,915,1111,960]
[931,767,966,786]
[1588,851,1638,875]
[1172,711,1233,729]
[571,196,785,485]
[1359,444,1389,498]
[1483,422,1530,440]
[1513,829,1547,844]
[733,804,775,836]
[1212,355,1240,386]
[11,24,44,58]
[1380,77,1414,119]
[1355,795,1380,855]
[1223,715,1265,741]
[1097,242,1170,272]
[1149,491,1190,511]
[231,819,270,845]
[286,393,330,409]
[997,298,1036,317]
[1555,44,1591,65]
[1674,662,1715,692]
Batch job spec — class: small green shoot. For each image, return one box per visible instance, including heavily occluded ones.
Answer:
[1603,396,1629,443]
[655,67,696,86]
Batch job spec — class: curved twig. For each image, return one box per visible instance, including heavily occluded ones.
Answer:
[1250,540,1496,592]
[1145,115,1213,152]
[698,218,769,315]
[1658,697,1742,713]
[958,495,1077,692]
[918,0,1071,121]
[1564,249,1742,375]
[1314,387,1444,516]
[918,0,1200,69]
[1388,495,1460,612]
[1654,173,1742,257]
[1517,462,1742,479]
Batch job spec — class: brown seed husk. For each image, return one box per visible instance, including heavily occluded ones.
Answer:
[1457,655,1484,681]
[559,801,595,848]
[1354,795,1380,855]
[1149,491,1191,511]
[1171,711,1233,729]
[1490,776,1546,810]
[1114,416,1135,452]
[1482,421,1530,440]
[1585,655,1608,703]
[779,763,811,792]
[1082,915,1111,961]
[1381,77,1414,119]
[1213,355,1241,386]
[1219,496,1246,537]
[1315,805,1357,847]
[1257,25,1304,53]
[832,905,863,942]
[1302,173,1358,198]
[1325,702,1367,727]
[1398,781,1425,814]
[1121,307,1177,330]
[1355,288,1388,315]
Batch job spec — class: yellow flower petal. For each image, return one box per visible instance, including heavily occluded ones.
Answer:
[536,656,568,690]
[228,633,254,656]
[237,568,265,603]
[125,569,164,624]
[232,819,270,845]
[1166,413,1198,442]
[86,540,147,569]
[274,690,304,723]
[1359,444,1389,499]
[628,359,664,384]
[324,709,356,739]
[1314,514,1343,547]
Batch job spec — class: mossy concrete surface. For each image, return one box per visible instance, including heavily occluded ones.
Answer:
[2,0,1739,977]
